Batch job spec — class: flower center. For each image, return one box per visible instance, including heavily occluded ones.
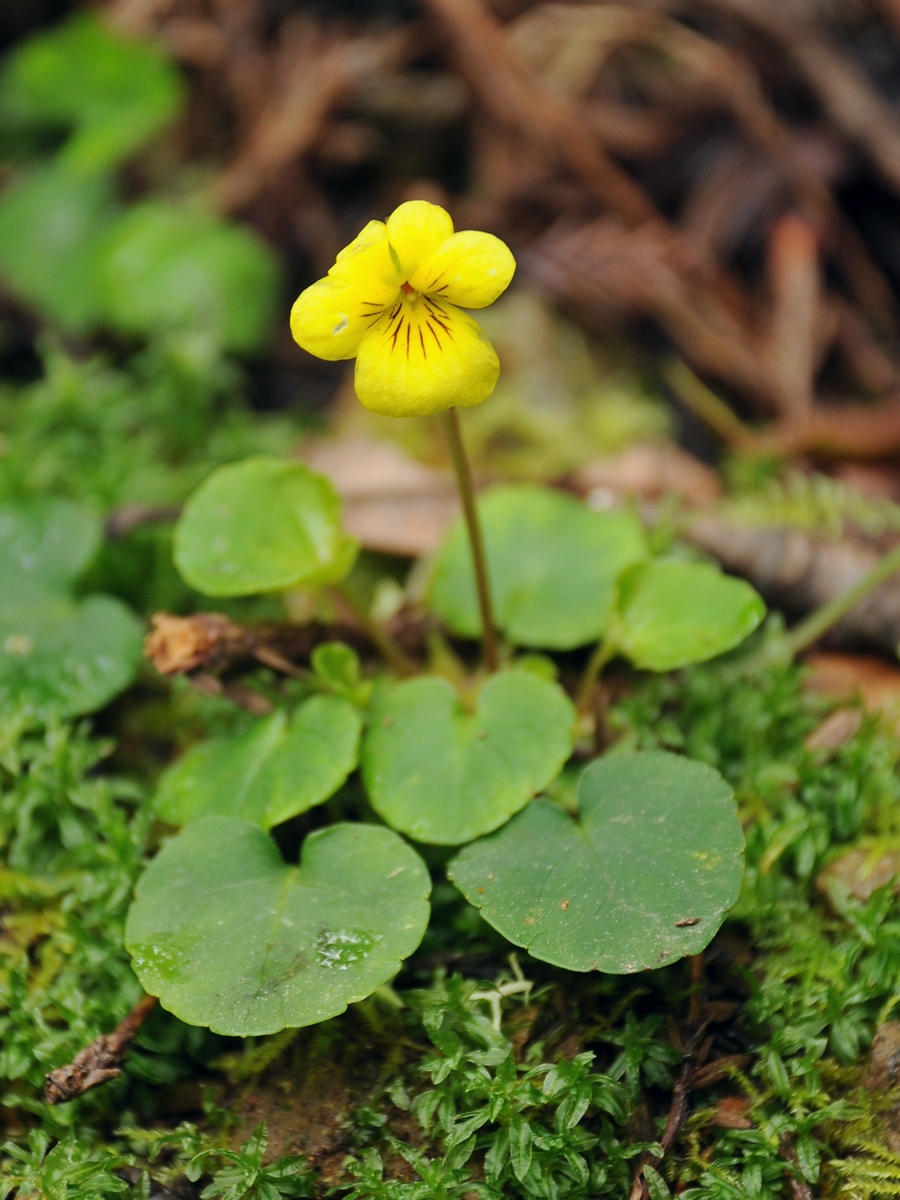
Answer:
[400,281,416,296]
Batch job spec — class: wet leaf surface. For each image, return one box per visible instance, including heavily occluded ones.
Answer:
[0,498,100,594]
[126,817,431,1037]
[0,591,143,717]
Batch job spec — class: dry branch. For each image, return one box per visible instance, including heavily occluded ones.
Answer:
[145,610,426,682]
[767,214,820,423]
[701,0,900,198]
[628,995,718,1200]
[524,218,778,405]
[146,611,259,676]
[421,0,657,226]
[215,24,410,213]
[765,400,900,458]
[45,995,157,1104]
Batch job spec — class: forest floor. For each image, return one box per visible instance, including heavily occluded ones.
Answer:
[6,1,900,1196]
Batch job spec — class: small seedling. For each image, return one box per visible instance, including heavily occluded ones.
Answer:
[124,201,763,1036]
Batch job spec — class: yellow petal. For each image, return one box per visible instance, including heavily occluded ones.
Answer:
[409,230,516,308]
[354,295,500,417]
[290,274,398,360]
[332,219,402,288]
[291,220,403,359]
[386,200,454,279]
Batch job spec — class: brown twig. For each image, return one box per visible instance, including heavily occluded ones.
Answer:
[764,400,900,458]
[421,0,657,227]
[767,214,820,425]
[779,1135,816,1200]
[145,612,260,676]
[145,610,425,683]
[628,993,713,1200]
[104,504,181,540]
[215,23,411,213]
[45,995,158,1104]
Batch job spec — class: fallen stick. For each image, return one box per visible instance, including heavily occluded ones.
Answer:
[45,995,158,1104]
[780,1135,816,1200]
[628,959,712,1200]
[145,611,262,676]
[764,401,900,459]
[421,0,656,227]
[145,610,426,682]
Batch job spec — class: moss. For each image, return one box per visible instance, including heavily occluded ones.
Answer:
[4,645,900,1198]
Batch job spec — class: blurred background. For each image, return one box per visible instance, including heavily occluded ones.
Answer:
[6,0,900,654]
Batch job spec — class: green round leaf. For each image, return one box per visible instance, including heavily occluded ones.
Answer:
[0,498,100,596]
[156,695,362,830]
[613,559,765,671]
[98,201,278,352]
[0,164,116,331]
[126,817,431,1036]
[361,670,575,845]
[0,591,143,716]
[450,751,744,973]
[429,485,647,649]
[174,457,358,596]
[0,13,183,170]
[312,641,361,695]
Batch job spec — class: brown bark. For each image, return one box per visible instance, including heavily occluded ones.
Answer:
[45,995,158,1104]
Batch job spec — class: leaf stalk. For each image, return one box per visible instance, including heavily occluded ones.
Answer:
[576,638,615,714]
[778,540,900,660]
[330,586,417,677]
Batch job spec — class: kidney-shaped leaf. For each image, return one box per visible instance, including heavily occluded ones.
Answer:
[0,590,143,716]
[450,751,744,973]
[429,485,647,650]
[0,165,116,332]
[613,559,765,672]
[98,201,279,353]
[174,457,358,596]
[0,13,183,171]
[362,669,574,845]
[156,695,361,830]
[0,497,100,596]
[126,817,431,1036]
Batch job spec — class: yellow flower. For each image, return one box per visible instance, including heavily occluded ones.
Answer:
[290,200,516,417]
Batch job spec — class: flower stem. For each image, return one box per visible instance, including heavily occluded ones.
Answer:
[442,407,499,672]
[777,540,900,661]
